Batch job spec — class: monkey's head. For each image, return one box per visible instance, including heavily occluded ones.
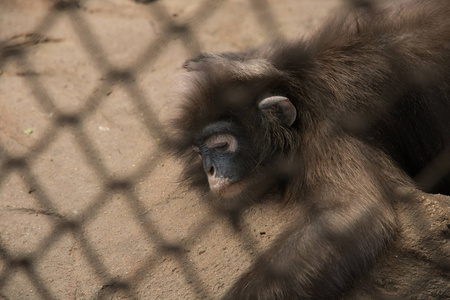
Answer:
[169,53,302,206]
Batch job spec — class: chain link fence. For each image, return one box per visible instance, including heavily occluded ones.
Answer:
[0,0,448,299]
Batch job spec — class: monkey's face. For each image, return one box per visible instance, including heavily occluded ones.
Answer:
[171,55,300,202]
[189,95,297,199]
[192,121,254,198]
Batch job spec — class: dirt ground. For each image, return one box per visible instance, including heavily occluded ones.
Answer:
[0,1,448,299]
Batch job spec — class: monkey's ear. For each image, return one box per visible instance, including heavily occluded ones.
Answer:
[258,96,297,127]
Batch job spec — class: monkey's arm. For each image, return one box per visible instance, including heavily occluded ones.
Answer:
[222,181,397,299]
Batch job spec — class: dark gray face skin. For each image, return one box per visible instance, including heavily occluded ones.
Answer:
[192,96,297,198]
[194,121,254,198]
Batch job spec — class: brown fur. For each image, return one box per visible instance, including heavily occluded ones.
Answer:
[167,1,450,298]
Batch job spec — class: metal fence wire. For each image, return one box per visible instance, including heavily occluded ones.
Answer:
[0,0,448,299]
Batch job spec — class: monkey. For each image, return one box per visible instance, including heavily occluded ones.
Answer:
[167,0,450,299]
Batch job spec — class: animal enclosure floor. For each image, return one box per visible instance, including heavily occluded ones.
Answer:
[0,1,448,299]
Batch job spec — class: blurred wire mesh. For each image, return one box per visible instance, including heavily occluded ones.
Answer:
[0,0,448,299]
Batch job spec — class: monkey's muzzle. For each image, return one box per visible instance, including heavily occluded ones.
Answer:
[208,176,246,198]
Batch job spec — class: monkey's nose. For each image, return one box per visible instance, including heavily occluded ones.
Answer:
[207,165,215,177]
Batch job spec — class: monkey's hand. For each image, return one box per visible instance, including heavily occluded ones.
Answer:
[222,187,397,300]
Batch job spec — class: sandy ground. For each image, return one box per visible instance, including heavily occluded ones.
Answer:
[0,1,447,299]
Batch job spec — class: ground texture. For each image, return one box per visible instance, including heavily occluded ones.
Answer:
[0,1,448,299]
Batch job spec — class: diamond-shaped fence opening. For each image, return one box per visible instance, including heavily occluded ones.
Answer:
[0,0,449,299]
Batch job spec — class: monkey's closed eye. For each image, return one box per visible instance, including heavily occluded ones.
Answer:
[213,142,229,152]
[205,134,238,153]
